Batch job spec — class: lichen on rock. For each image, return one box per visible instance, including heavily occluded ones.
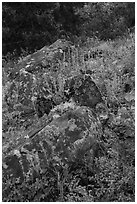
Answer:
[3,103,103,201]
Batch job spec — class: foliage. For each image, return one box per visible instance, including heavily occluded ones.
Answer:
[2,2,134,56]
[77,2,134,40]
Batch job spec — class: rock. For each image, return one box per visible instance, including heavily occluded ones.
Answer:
[3,103,102,201]
[33,70,109,118]
[124,90,135,102]
[64,72,104,109]
[5,37,107,120]
[35,96,56,118]
[5,39,76,115]
[10,39,74,76]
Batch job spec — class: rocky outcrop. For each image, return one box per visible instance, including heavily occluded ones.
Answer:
[3,37,110,201]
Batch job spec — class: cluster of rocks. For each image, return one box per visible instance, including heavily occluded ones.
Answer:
[3,38,109,200]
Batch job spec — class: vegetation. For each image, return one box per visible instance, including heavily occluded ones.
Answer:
[2,2,135,202]
[3,2,134,55]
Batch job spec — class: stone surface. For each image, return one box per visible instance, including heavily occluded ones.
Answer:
[5,37,107,119]
[64,72,104,109]
[3,103,102,199]
[35,96,56,118]
[5,39,76,114]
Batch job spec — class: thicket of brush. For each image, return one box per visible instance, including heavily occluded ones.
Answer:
[3,2,134,56]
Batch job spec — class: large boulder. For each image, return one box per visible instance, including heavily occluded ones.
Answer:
[3,102,102,201]
[5,39,76,115]
[9,39,75,77]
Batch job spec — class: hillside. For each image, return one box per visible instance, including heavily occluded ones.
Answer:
[2,30,135,201]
